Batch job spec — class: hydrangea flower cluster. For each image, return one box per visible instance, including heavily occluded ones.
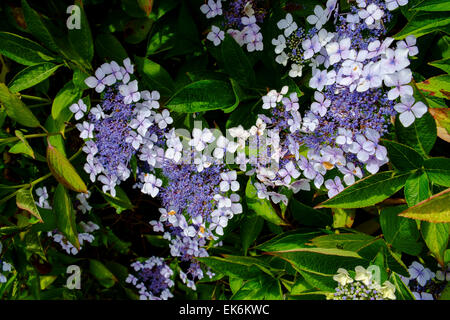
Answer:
[0,242,14,284]
[76,58,172,199]
[327,266,396,300]
[201,0,266,51]
[146,161,241,290]
[35,187,99,255]
[79,59,249,298]
[125,257,175,300]
[250,0,427,201]
[400,261,449,300]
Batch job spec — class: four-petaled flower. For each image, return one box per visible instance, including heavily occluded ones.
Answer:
[142,173,162,198]
[207,25,225,46]
[358,3,384,25]
[277,13,297,37]
[394,95,427,127]
[306,5,328,30]
[69,99,87,120]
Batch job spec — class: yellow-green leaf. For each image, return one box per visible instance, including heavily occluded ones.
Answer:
[89,259,117,288]
[399,188,450,223]
[47,142,87,193]
[0,83,40,127]
[317,171,410,209]
[53,183,79,250]
[9,130,35,159]
[16,188,43,222]
[9,63,62,93]
[417,75,450,100]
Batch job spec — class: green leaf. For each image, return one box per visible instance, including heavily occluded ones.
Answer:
[170,1,199,56]
[439,283,450,300]
[166,80,236,113]
[72,68,90,90]
[394,12,450,39]
[404,170,432,206]
[290,276,315,294]
[309,233,376,252]
[295,270,336,292]
[146,23,175,56]
[32,207,56,233]
[429,57,450,74]
[381,139,424,171]
[270,247,366,276]
[0,32,55,66]
[317,171,410,209]
[124,18,154,44]
[21,0,59,52]
[395,112,437,157]
[68,1,93,64]
[417,75,450,100]
[380,205,422,255]
[100,186,135,214]
[429,108,450,143]
[399,188,450,223]
[229,277,244,295]
[289,199,332,227]
[89,259,117,288]
[9,142,34,158]
[198,256,269,279]
[390,273,416,300]
[95,33,128,62]
[9,130,35,159]
[240,211,264,255]
[355,238,409,276]
[0,83,40,127]
[222,78,245,113]
[246,179,287,225]
[256,230,323,252]
[51,81,83,131]
[424,157,450,187]
[260,276,283,300]
[45,116,66,156]
[135,56,175,96]
[46,142,88,193]
[231,279,265,300]
[332,208,356,228]
[231,275,283,300]
[8,63,62,93]
[16,188,43,222]
[221,34,256,88]
[53,184,79,250]
[411,0,450,12]
[421,221,449,266]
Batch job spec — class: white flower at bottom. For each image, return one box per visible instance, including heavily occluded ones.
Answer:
[380,280,396,300]
[333,268,354,286]
[354,266,373,286]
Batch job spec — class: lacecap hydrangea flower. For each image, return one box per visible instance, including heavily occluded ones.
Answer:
[80,59,249,297]
[251,0,424,201]
[328,265,396,300]
[77,58,173,200]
